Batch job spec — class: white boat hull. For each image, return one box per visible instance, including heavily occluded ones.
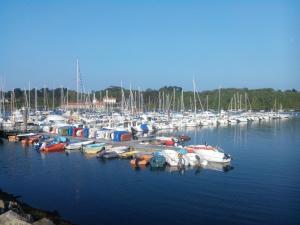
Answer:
[194,149,231,163]
[161,150,180,167]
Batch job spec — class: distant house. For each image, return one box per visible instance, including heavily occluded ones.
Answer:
[103,97,116,104]
[62,97,117,110]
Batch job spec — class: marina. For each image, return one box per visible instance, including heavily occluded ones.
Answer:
[0,117,299,225]
[0,74,299,224]
[1,1,300,224]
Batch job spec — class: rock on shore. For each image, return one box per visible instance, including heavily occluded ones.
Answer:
[0,189,75,225]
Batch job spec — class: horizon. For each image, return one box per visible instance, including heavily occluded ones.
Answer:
[1,1,299,91]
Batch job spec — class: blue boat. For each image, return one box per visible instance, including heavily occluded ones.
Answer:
[150,152,166,168]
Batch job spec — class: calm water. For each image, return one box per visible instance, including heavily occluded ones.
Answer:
[1,119,300,225]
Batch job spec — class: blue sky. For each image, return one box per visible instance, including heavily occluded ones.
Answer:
[0,0,299,91]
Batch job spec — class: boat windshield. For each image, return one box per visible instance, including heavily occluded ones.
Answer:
[215,146,225,153]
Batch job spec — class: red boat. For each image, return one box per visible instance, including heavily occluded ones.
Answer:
[28,135,41,144]
[21,138,29,145]
[43,143,65,152]
[177,135,191,142]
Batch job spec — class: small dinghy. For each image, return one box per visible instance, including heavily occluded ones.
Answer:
[130,154,153,167]
[97,150,119,159]
[83,143,106,154]
[105,146,129,155]
[102,151,119,159]
[22,135,41,145]
[43,143,65,152]
[120,150,138,159]
[65,140,94,150]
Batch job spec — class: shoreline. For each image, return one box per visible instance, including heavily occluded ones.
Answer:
[0,189,75,225]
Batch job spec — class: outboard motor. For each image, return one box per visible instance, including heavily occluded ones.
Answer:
[224,153,231,160]
[195,155,201,165]
[178,153,185,168]
[131,127,138,140]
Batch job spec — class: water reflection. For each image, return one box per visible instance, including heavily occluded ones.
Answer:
[203,162,234,172]
[129,162,234,174]
[233,123,248,147]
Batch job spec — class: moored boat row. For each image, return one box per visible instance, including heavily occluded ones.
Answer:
[3,131,233,172]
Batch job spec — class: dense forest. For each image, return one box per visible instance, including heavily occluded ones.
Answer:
[2,86,300,112]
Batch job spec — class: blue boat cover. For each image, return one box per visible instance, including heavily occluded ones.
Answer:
[150,154,166,168]
[83,128,89,138]
[140,124,149,132]
[113,131,129,142]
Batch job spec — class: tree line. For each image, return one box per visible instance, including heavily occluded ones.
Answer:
[2,86,300,111]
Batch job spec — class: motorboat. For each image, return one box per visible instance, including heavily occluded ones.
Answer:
[185,145,231,163]
[161,149,180,167]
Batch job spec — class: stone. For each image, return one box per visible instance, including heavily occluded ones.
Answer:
[0,199,4,209]
[0,210,31,225]
[33,218,55,225]
[8,201,18,209]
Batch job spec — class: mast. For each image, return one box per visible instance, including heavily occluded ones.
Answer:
[76,59,79,112]
[240,94,242,111]
[218,86,221,115]
[206,95,208,111]
[193,78,197,117]
[234,93,237,112]
[236,92,239,111]
[52,87,55,111]
[245,92,247,111]
[66,88,69,109]
[28,81,31,110]
[141,92,144,112]
[24,88,28,108]
[43,84,46,111]
[158,91,161,112]
[0,78,5,116]
[181,89,184,112]
[11,89,15,113]
[35,88,37,112]
[61,85,64,108]
[173,88,176,112]
[121,81,124,113]
[138,88,141,112]
[162,91,165,113]
[106,90,109,116]
[130,84,133,114]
